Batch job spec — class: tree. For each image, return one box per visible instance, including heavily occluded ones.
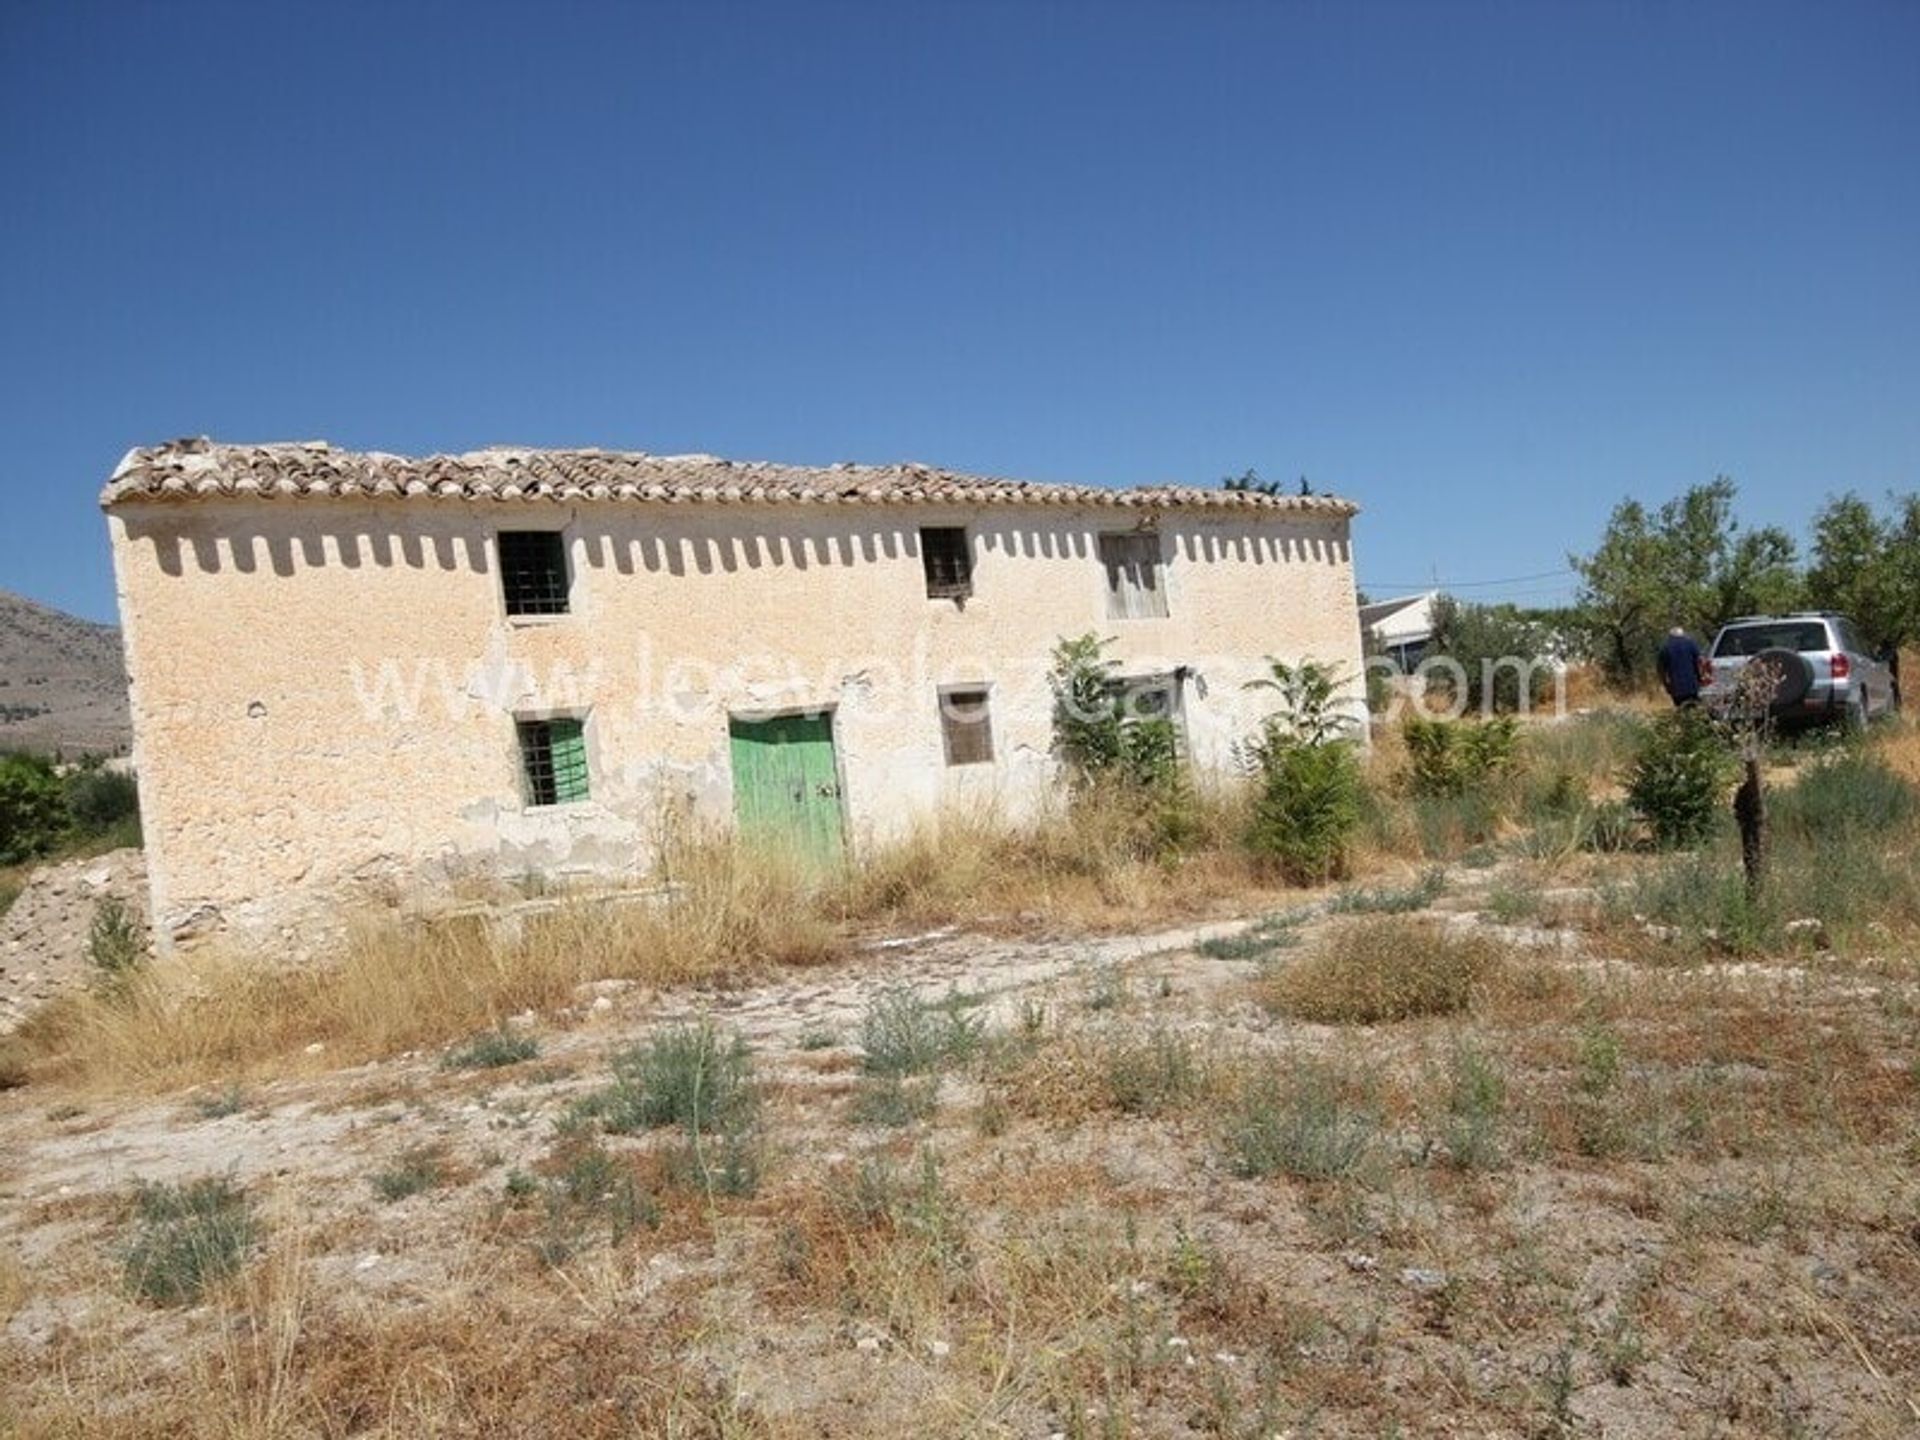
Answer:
[1571,477,1803,685]
[1423,596,1557,713]
[0,753,67,865]
[1807,491,1920,650]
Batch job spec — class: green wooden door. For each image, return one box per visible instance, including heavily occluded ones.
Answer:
[728,712,846,865]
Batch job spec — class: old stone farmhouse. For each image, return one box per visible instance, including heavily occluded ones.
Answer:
[103,439,1364,950]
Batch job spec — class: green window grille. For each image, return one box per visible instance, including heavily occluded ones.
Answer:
[518,717,590,805]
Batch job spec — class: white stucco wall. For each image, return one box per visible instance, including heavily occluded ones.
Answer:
[108,497,1364,949]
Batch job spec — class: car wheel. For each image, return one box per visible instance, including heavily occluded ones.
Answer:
[1846,689,1870,735]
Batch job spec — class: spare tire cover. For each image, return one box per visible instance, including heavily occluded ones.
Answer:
[1750,648,1815,709]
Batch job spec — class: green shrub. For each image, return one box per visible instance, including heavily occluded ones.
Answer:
[1772,752,1917,841]
[190,1084,248,1120]
[1246,737,1363,884]
[122,1176,257,1305]
[1403,716,1519,798]
[859,987,986,1077]
[442,1028,540,1071]
[1626,708,1733,848]
[1422,597,1559,712]
[0,753,66,865]
[1224,1060,1378,1180]
[588,1022,758,1135]
[87,896,144,978]
[370,1146,447,1202]
[1049,633,1179,792]
[530,1138,658,1263]
[1440,1041,1509,1170]
[1196,908,1309,961]
[64,765,140,837]
[1329,867,1446,915]
[1412,790,1504,858]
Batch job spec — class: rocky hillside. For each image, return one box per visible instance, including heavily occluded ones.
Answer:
[0,588,130,755]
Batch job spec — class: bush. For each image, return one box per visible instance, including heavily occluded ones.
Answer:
[1439,1041,1509,1170]
[122,1176,256,1306]
[1771,752,1917,842]
[1245,737,1363,884]
[1403,716,1519,798]
[1048,633,1179,792]
[1626,708,1732,849]
[592,1022,758,1134]
[1423,597,1559,712]
[859,987,986,1077]
[370,1146,447,1202]
[1242,659,1364,883]
[1259,917,1505,1024]
[64,765,140,837]
[88,897,144,978]
[1224,1060,1378,1180]
[442,1028,540,1070]
[1329,868,1446,915]
[0,753,66,865]
[1102,1027,1202,1116]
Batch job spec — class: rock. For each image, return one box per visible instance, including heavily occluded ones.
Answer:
[854,1335,882,1354]
[926,1339,950,1359]
[1399,1267,1447,1292]
[304,1042,325,1056]
[591,996,613,1014]
[1343,1251,1378,1273]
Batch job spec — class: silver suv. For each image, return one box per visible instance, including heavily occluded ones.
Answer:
[1702,613,1898,731]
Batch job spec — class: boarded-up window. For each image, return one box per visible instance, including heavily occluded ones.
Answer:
[1099,533,1168,619]
[939,688,994,766]
[499,531,571,616]
[920,527,973,599]
[518,717,590,805]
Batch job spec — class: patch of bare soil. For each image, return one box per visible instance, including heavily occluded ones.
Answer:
[2,861,1916,1438]
[0,847,146,1033]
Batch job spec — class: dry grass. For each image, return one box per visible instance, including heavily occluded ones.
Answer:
[1257,916,1515,1024]
[829,783,1269,932]
[1877,710,1920,787]
[18,839,840,1091]
[15,797,1288,1095]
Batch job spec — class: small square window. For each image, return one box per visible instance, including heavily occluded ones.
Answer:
[518,717,590,805]
[940,688,994,766]
[1099,533,1168,619]
[499,530,571,616]
[920,527,973,600]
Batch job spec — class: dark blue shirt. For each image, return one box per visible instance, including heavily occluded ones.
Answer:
[1658,633,1703,699]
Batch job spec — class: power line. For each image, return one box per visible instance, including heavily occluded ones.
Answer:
[1359,567,1577,592]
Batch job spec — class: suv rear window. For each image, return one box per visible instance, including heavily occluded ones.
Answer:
[1713,621,1830,658]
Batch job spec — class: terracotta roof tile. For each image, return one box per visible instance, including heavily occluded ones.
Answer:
[102,438,1358,518]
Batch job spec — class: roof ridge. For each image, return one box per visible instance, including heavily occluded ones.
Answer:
[102,438,1360,517]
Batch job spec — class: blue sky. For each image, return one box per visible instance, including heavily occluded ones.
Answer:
[3,0,1916,624]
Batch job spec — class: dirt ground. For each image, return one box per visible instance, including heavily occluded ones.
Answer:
[2,856,1916,1439]
[0,847,146,1035]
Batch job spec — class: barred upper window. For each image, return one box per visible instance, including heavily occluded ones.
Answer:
[920,527,973,600]
[940,688,994,766]
[518,717,590,806]
[499,531,571,616]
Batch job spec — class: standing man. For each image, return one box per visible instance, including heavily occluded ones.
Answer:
[1656,626,1705,708]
